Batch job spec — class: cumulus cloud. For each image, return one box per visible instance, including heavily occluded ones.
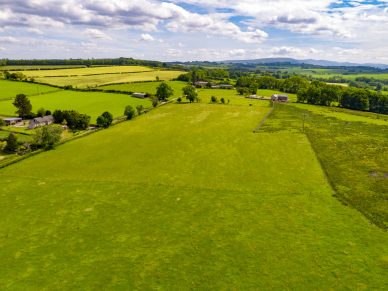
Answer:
[271,46,301,55]
[84,28,111,40]
[0,36,19,43]
[140,33,155,41]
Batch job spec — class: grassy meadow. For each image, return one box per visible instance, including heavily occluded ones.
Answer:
[0,90,151,122]
[0,80,60,100]
[101,81,188,98]
[0,103,387,289]
[264,103,388,228]
[19,66,154,78]
[35,70,183,88]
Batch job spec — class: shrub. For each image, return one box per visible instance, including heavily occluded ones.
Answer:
[4,133,18,153]
[37,107,46,117]
[220,97,225,104]
[33,125,63,150]
[136,105,144,115]
[177,97,182,103]
[211,96,218,103]
[124,105,135,120]
[0,119,5,127]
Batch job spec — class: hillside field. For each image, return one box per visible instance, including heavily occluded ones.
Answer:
[0,103,387,289]
[35,70,184,88]
[19,66,154,78]
[0,90,151,122]
[0,80,60,100]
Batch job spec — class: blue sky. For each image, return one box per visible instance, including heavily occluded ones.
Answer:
[0,0,388,63]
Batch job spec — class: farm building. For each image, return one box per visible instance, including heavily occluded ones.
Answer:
[132,93,147,98]
[28,115,54,130]
[194,81,209,87]
[3,117,23,126]
[271,94,289,102]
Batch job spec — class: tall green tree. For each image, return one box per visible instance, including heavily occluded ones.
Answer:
[4,133,18,153]
[183,85,198,103]
[156,82,174,101]
[13,94,32,118]
[124,105,135,120]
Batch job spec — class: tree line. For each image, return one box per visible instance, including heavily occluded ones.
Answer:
[235,75,388,114]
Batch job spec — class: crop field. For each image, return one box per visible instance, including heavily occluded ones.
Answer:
[0,103,387,289]
[0,80,60,100]
[308,73,388,81]
[19,66,154,78]
[35,70,184,88]
[0,90,151,122]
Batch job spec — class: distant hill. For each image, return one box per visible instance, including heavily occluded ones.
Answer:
[220,58,388,69]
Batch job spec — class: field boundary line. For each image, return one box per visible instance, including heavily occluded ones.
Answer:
[253,101,275,133]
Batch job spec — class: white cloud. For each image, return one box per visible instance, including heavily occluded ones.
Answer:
[0,36,19,43]
[140,33,155,41]
[0,46,5,51]
[83,28,111,40]
[27,28,43,35]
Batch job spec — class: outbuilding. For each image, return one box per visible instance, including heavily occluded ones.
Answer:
[132,93,147,98]
[3,117,23,126]
[271,94,289,102]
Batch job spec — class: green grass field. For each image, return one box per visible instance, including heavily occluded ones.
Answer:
[19,66,154,78]
[0,65,87,71]
[0,80,60,100]
[101,81,188,98]
[0,91,151,122]
[0,103,386,289]
[35,70,184,88]
[264,103,388,228]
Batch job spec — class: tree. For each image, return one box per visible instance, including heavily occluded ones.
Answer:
[151,96,159,107]
[4,133,18,153]
[13,94,32,118]
[136,105,144,115]
[183,85,197,103]
[177,97,182,103]
[53,110,64,123]
[220,97,225,104]
[156,82,174,101]
[211,96,217,103]
[37,107,46,117]
[0,118,5,127]
[33,125,63,150]
[124,105,135,120]
[97,111,113,128]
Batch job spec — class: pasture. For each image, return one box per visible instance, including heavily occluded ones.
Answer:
[264,103,388,228]
[35,70,184,88]
[0,90,151,122]
[0,103,386,289]
[19,66,154,78]
[101,81,188,98]
[0,80,60,100]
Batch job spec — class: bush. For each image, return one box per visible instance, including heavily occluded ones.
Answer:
[151,96,159,107]
[0,119,5,127]
[136,105,144,115]
[211,96,218,103]
[33,125,63,150]
[4,133,18,153]
[97,111,113,128]
[220,97,225,104]
[177,97,182,103]
[124,105,135,120]
[37,107,46,117]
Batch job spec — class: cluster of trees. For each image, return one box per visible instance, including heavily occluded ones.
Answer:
[297,81,388,113]
[236,75,309,95]
[210,96,227,104]
[177,68,229,83]
[0,57,167,68]
[96,112,113,128]
[52,110,90,130]
[3,71,27,81]
[182,85,198,103]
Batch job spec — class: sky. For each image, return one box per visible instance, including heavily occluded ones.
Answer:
[0,0,388,63]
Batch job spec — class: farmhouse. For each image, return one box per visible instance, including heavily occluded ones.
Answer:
[132,92,147,98]
[219,84,234,89]
[28,115,54,130]
[271,94,289,102]
[3,117,23,126]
